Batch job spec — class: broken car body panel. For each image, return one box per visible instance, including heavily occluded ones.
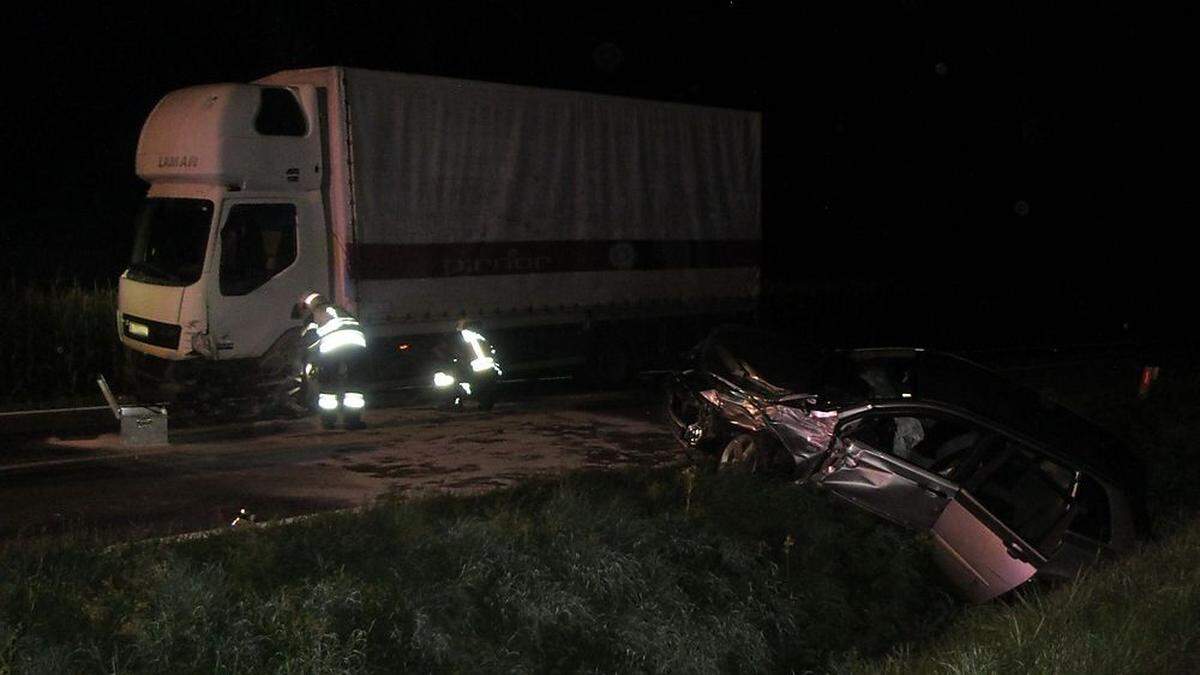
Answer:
[666,326,1146,601]
[762,403,839,477]
[818,437,958,531]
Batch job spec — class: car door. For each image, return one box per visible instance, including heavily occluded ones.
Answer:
[928,491,1041,602]
[932,437,1079,601]
[816,411,965,531]
[816,408,1050,601]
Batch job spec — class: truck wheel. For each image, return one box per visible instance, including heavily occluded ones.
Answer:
[257,328,306,418]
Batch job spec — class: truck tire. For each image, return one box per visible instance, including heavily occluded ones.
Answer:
[257,328,306,416]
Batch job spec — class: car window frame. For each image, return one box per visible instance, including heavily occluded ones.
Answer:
[834,406,989,476]
[836,400,1085,557]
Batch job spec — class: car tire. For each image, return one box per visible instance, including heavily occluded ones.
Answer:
[719,434,768,473]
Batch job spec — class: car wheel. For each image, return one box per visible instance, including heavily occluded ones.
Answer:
[719,434,769,473]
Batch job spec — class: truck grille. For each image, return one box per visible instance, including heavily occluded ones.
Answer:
[122,313,182,350]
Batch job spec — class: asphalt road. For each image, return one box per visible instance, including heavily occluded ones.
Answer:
[0,347,1167,547]
[0,386,677,545]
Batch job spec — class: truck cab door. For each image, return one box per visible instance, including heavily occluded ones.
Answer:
[207,196,327,361]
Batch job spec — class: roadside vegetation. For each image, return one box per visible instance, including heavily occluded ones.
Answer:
[831,514,1200,674]
[1,469,959,673]
[0,279,119,410]
[3,283,1198,672]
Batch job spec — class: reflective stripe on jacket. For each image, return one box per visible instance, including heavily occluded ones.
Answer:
[299,293,367,355]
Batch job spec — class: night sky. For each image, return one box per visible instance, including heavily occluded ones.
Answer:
[0,2,1185,339]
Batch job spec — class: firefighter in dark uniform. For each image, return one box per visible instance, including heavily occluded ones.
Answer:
[294,292,368,429]
[431,322,502,410]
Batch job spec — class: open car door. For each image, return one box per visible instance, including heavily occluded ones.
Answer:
[816,411,1064,602]
[929,491,1042,602]
[929,437,1079,602]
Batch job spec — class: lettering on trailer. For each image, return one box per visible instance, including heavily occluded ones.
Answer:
[350,239,760,280]
[156,155,199,168]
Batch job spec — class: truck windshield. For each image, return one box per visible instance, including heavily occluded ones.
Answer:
[128,198,214,286]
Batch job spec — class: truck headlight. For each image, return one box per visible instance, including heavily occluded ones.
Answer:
[433,371,456,387]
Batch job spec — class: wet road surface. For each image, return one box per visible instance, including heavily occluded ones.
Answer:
[0,388,677,544]
[0,348,1169,546]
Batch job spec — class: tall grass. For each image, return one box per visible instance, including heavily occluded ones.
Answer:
[831,515,1200,675]
[0,469,959,673]
[0,279,120,409]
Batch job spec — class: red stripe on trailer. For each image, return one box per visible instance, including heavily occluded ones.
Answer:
[349,239,760,280]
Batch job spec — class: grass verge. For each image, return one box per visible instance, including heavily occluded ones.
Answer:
[832,514,1200,675]
[0,279,119,410]
[0,468,958,673]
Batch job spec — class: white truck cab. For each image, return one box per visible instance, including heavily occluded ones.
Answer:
[119,83,330,402]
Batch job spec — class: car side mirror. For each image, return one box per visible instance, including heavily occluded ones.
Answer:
[290,302,304,320]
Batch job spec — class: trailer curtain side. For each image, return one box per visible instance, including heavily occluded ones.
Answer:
[264,67,761,327]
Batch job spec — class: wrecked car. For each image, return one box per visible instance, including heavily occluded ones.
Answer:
[666,326,1148,602]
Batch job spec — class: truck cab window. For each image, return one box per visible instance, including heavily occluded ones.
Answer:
[255,87,307,136]
[128,198,213,286]
[219,204,297,296]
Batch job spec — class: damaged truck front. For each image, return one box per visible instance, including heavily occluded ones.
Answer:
[667,327,1147,602]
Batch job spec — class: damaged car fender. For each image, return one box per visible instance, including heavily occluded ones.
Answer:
[761,401,840,479]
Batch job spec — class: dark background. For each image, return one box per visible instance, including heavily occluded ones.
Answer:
[0,2,1186,347]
